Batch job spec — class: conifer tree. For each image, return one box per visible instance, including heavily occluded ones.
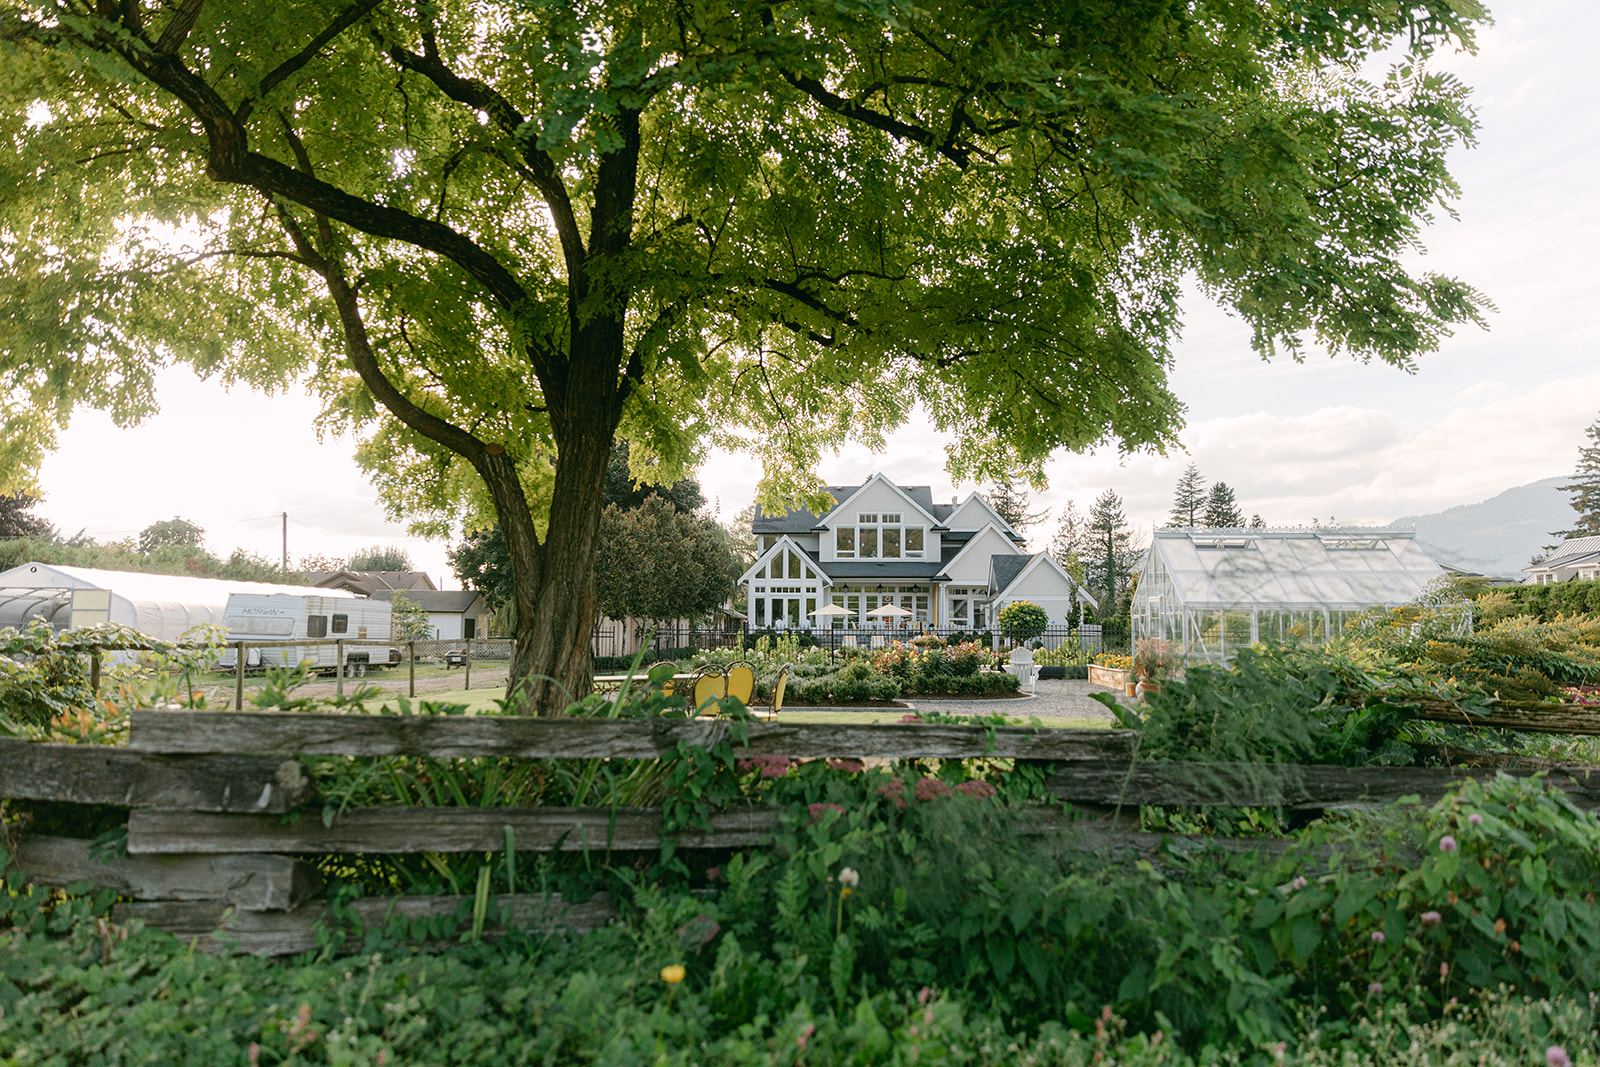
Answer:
[1048,501,1088,586]
[985,480,1049,534]
[1202,482,1245,528]
[1168,463,1208,527]
[1558,415,1600,539]
[1086,490,1135,617]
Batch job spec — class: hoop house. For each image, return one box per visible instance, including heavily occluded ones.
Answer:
[1133,528,1452,664]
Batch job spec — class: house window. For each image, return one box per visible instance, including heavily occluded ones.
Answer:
[307,615,328,638]
[835,527,855,557]
[848,512,922,559]
[331,614,348,634]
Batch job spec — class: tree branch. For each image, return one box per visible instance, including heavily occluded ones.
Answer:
[236,0,385,123]
[781,71,973,168]
[153,0,204,55]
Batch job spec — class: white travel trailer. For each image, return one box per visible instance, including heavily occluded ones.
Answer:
[218,594,398,673]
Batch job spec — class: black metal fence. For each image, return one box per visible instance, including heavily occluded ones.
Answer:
[589,622,1130,660]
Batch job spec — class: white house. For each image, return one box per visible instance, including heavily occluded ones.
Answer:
[741,474,1096,631]
[371,589,490,641]
[1523,536,1600,584]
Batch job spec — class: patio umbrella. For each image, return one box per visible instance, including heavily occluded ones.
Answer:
[865,603,914,631]
[810,602,855,654]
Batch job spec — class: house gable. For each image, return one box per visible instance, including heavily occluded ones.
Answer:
[991,552,1098,612]
[739,536,829,585]
[936,524,1025,584]
[944,493,1021,539]
[816,473,941,530]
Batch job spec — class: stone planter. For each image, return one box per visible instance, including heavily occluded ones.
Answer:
[1086,664,1130,691]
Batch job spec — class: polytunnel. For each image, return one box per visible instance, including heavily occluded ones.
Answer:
[1131,528,1458,664]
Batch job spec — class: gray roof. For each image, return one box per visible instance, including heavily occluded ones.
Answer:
[815,560,949,581]
[988,554,1030,595]
[1530,536,1600,570]
[753,484,957,533]
[371,590,486,613]
[305,570,437,596]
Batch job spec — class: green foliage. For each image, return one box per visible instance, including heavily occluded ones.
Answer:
[0,534,289,583]
[0,620,222,738]
[345,545,414,572]
[595,498,742,626]
[0,493,52,540]
[999,600,1050,643]
[387,592,434,643]
[1479,579,1600,625]
[1125,643,1424,767]
[137,516,203,554]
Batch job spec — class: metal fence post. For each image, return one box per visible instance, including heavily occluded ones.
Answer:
[235,641,245,710]
[336,639,345,698]
[408,641,416,697]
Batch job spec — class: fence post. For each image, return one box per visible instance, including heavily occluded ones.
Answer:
[90,651,101,695]
[464,642,471,691]
[408,641,416,697]
[235,642,245,711]
[336,639,345,698]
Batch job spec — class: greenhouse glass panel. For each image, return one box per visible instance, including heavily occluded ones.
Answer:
[1131,528,1456,664]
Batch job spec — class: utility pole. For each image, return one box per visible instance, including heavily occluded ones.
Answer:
[281,511,288,571]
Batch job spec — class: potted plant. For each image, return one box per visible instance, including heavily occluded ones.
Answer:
[1132,638,1176,699]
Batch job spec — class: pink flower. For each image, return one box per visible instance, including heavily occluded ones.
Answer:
[1440,962,1450,978]
[248,1044,260,1066]
[1439,835,1458,852]
[1367,981,1382,994]
[808,802,846,823]
[917,986,932,1005]
[826,759,865,772]
[377,1053,388,1066]
[797,1022,816,1050]
[914,777,953,801]
[1290,876,1308,890]
[736,754,793,778]
[954,780,996,799]
[1468,813,1483,825]
[705,866,722,882]
[1370,931,1385,943]
[1548,1047,1572,1067]
[877,779,907,808]
[900,713,922,723]
[1420,911,1443,925]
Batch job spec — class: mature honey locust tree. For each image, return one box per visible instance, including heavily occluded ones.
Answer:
[0,0,1490,710]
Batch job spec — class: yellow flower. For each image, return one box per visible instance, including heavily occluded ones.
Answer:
[661,965,686,984]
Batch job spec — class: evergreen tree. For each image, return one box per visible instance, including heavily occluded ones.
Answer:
[1558,415,1600,539]
[1249,514,1266,528]
[1048,501,1088,586]
[1085,490,1134,618]
[1168,463,1207,527]
[985,480,1049,534]
[1202,482,1245,528]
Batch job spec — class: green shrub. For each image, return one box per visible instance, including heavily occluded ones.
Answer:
[999,600,1050,643]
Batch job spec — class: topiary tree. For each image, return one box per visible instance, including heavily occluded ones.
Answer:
[998,601,1049,645]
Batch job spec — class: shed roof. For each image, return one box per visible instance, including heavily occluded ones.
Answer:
[1143,528,1444,609]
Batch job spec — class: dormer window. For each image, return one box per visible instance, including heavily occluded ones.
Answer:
[835,512,922,559]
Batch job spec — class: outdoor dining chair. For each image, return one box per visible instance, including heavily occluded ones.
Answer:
[691,669,727,715]
[725,661,756,706]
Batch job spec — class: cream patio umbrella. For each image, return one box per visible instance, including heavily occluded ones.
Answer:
[809,602,856,655]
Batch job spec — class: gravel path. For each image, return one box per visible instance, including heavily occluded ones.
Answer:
[900,678,1133,722]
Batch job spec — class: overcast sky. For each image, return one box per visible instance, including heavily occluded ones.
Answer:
[32,0,1600,579]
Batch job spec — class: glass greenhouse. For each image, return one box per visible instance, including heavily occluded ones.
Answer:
[1132,528,1456,663]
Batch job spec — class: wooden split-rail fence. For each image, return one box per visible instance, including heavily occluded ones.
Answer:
[5,703,1600,956]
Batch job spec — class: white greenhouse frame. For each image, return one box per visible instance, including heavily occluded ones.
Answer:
[1132,528,1460,664]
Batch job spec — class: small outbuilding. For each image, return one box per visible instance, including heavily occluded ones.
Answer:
[0,562,356,643]
[1132,528,1454,664]
[371,589,490,641]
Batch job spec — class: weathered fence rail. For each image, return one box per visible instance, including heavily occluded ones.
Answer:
[0,737,311,813]
[1411,701,1600,736]
[126,711,1136,762]
[8,708,1600,957]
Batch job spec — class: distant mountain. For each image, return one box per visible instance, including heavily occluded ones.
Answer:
[1390,477,1578,580]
